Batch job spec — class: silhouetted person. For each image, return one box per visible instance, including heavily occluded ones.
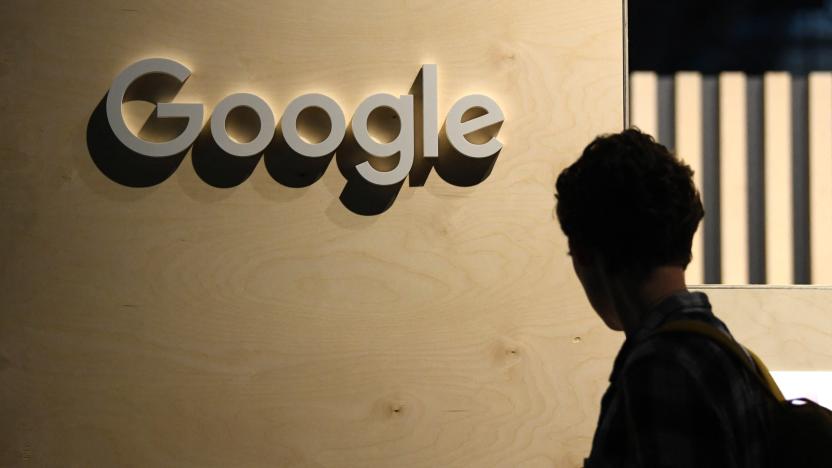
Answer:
[555,129,770,468]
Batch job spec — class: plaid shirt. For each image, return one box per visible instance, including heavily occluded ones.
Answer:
[584,291,771,468]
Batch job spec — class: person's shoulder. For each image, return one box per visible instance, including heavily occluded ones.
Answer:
[628,324,728,364]
[622,320,756,399]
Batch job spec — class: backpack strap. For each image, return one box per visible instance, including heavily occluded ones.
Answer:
[656,319,786,402]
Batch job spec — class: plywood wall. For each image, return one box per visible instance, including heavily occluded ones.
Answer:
[0,1,625,466]
[699,286,832,372]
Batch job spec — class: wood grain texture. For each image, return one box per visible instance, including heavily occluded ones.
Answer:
[675,72,705,284]
[763,73,793,284]
[809,73,832,285]
[0,1,624,467]
[697,286,832,371]
[719,73,749,284]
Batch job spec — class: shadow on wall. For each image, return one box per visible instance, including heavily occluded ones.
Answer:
[87,96,187,188]
[86,68,501,215]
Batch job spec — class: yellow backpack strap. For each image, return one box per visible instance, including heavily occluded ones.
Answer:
[744,348,786,402]
[657,319,785,402]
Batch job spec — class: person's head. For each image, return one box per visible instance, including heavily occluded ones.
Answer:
[555,128,703,330]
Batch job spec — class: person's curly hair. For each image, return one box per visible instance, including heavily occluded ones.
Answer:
[555,128,704,279]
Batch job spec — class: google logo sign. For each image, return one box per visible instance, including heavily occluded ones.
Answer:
[105,58,504,188]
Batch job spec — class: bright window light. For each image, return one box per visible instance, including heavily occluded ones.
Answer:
[770,371,832,410]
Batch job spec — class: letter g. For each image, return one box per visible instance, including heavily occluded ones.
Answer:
[106,58,203,157]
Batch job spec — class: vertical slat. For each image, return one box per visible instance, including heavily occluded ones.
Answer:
[676,72,704,284]
[702,76,721,284]
[658,75,676,150]
[719,73,749,284]
[792,75,810,284]
[747,76,766,284]
[630,72,658,137]
[809,72,832,284]
[764,72,793,284]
